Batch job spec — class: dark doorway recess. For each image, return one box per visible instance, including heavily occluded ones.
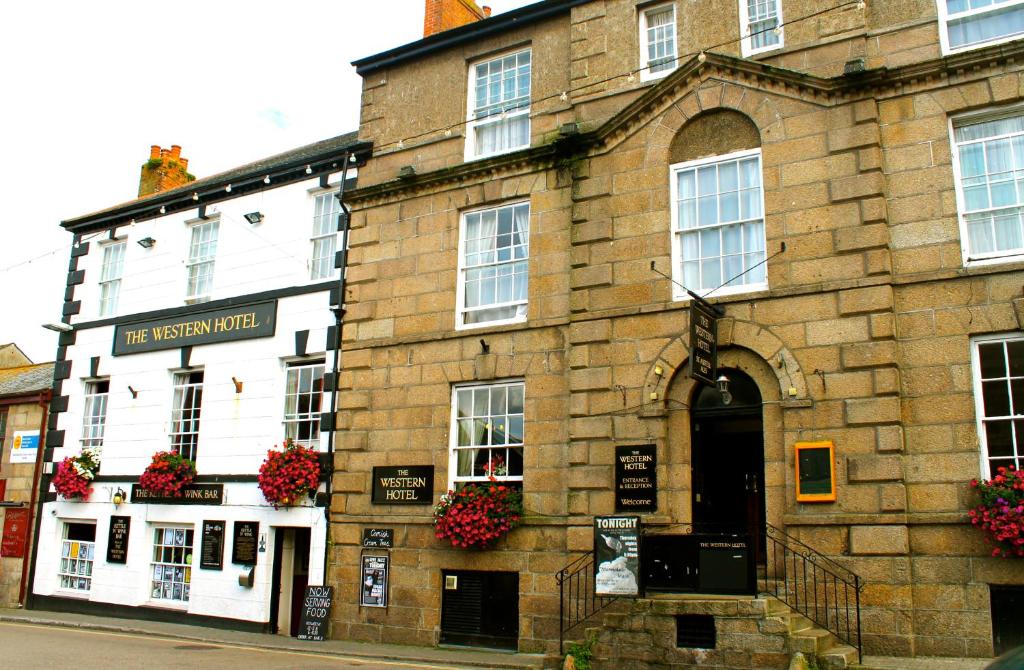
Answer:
[691,368,766,561]
[270,527,311,637]
[991,585,1024,655]
[440,570,518,650]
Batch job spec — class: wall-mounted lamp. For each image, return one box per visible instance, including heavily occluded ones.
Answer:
[654,365,664,376]
[137,237,156,249]
[231,377,243,394]
[305,165,313,175]
[225,184,232,193]
[263,175,271,184]
[716,374,732,406]
[42,322,73,333]
[128,385,138,399]
[112,487,127,506]
[159,205,166,214]
[243,212,264,225]
[192,192,199,201]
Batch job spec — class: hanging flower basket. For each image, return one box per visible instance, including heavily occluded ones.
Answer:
[52,446,101,500]
[433,476,523,549]
[139,450,196,498]
[258,438,321,509]
[970,466,1024,558]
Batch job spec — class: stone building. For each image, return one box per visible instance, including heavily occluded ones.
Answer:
[0,344,53,608]
[329,0,1024,666]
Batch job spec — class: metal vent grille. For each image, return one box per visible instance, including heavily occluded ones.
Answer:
[676,614,716,649]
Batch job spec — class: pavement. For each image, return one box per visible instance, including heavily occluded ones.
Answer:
[0,606,547,670]
[856,657,993,670]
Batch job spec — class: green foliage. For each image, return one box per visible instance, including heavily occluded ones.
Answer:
[565,633,597,670]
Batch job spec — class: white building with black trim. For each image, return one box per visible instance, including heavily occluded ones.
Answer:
[28,134,371,633]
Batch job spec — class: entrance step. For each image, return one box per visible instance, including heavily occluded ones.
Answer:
[852,656,991,670]
[762,599,859,669]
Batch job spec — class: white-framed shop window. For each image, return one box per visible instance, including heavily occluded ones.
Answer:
[150,526,193,603]
[972,334,1024,477]
[185,219,218,303]
[951,108,1024,265]
[449,380,524,488]
[170,370,203,461]
[284,361,325,449]
[938,0,1024,54]
[456,201,530,329]
[98,241,126,317]
[740,0,783,55]
[670,148,767,299]
[81,379,109,449]
[310,192,340,280]
[58,522,96,592]
[639,3,677,80]
[465,48,531,160]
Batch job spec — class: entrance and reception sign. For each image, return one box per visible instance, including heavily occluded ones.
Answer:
[297,585,334,641]
[795,440,837,503]
[594,516,640,597]
[112,300,277,355]
[0,508,30,558]
[131,483,224,505]
[371,466,433,504]
[10,431,40,464]
[106,516,131,564]
[688,300,718,386]
[360,555,389,608]
[362,528,394,548]
[615,444,657,512]
[200,520,225,569]
[231,521,259,565]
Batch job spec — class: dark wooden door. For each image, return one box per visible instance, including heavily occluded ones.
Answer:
[440,570,518,650]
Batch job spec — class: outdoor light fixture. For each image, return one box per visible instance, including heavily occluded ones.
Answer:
[243,212,264,225]
[159,205,166,214]
[305,165,313,174]
[192,192,199,201]
[717,374,733,406]
[112,488,127,507]
[137,237,156,249]
[263,175,271,184]
[42,322,73,333]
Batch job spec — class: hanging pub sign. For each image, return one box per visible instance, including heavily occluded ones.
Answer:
[360,555,389,608]
[297,585,334,641]
[371,466,433,504]
[689,299,718,386]
[106,515,131,564]
[615,444,657,513]
[594,516,640,597]
[200,520,225,570]
[362,528,394,548]
[232,521,259,565]
[113,300,277,355]
[131,483,223,505]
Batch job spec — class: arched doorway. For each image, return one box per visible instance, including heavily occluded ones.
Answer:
[690,369,765,559]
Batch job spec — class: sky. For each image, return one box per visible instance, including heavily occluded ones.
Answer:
[0,0,536,363]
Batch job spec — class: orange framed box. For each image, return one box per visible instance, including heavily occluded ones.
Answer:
[794,440,836,503]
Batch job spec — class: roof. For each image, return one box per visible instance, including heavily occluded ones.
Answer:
[0,362,54,398]
[352,0,591,75]
[62,131,372,233]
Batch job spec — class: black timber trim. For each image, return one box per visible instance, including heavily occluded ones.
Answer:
[70,241,90,258]
[90,474,262,484]
[45,430,64,448]
[89,356,100,377]
[49,395,69,413]
[66,270,85,286]
[27,596,270,634]
[295,330,310,357]
[62,301,81,317]
[54,360,72,380]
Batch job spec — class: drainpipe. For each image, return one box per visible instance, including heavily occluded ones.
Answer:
[20,389,50,606]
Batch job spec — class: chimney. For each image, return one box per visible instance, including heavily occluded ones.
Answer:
[138,145,195,197]
[423,0,488,37]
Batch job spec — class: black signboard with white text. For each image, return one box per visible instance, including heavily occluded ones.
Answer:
[131,483,223,505]
[371,466,433,504]
[200,520,225,569]
[297,585,333,641]
[113,301,277,355]
[689,300,718,386]
[594,516,640,597]
[362,528,394,548]
[615,444,657,512]
[232,521,259,565]
[106,516,130,564]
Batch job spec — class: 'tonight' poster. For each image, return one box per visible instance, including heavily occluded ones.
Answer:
[593,516,640,597]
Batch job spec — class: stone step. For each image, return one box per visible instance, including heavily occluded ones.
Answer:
[789,626,838,656]
[821,644,860,669]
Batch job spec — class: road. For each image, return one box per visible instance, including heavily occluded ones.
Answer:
[0,621,471,670]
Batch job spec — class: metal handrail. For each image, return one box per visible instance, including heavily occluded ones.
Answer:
[556,552,619,649]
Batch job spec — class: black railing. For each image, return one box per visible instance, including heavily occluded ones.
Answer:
[760,523,863,658]
[556,552,619,649]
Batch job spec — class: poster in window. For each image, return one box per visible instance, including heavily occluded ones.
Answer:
[593,516,640,597]
[360,555,389,608]
[795,440,836,503]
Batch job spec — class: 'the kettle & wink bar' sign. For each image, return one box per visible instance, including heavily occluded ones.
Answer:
[113,301,277,355]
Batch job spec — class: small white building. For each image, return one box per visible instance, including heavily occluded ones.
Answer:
[29,135,370,634]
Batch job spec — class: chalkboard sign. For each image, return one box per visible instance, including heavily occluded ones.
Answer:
[201,520,225,569]
[297,585,333,641]
[232,521,259,564]
[360,555,389,607]
[795,441,836,503]
[362,528,394,548]
[615,444,657,512]
[107,516,131,564]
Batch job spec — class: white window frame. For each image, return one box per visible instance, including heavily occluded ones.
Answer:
[98,241,126,317]
[972,333,1024,478]
[669,148,768,301]
[185,219,219,304]
[465,48,532,161]
[950,105,1024,267]
[81,379,109,449]
[284,361,325,449]
[149,525,194,605]
[639,3,678,81]
[937,0,1024,55]
[456,201,530,330]
[58,521,96,593]
[739,0,784,56]
[310,191,340,281]
[448,380,525,490]
[170,370,203,462]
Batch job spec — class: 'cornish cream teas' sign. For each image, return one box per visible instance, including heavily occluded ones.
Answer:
[113,301,277,355]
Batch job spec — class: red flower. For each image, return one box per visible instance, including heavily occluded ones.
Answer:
[139,451,196,498]
[258,438,321,509]
[970,466,1024,558]
[53,457,92,500]
[432,478,523,549]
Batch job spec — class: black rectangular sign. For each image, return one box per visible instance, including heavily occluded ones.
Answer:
[360,555,389,608]
[200,520,225,570]
[131,483,223,505]
[297,585,333,641]
[232,521,259,565]
[362,528,394,548]
[113,301,277,355]
[615,444,657,513]
[106,515,130,564]
[689,301,717,386]
[371,466,433,504]
[594,516,640,597]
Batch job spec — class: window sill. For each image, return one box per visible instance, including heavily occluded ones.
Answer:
[456,314,528,332]
[54,590,92,600]
[673,283,769,304]
[146,599,191,611]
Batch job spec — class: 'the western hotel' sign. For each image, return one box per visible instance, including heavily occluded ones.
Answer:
[113,301,277,355]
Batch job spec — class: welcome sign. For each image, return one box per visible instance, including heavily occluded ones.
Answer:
[113,301,277,355]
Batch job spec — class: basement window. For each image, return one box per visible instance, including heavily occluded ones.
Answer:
[676,614,716,649]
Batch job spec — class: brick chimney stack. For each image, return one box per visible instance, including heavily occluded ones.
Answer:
[138,145,195,197]
[423,0,489,37]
